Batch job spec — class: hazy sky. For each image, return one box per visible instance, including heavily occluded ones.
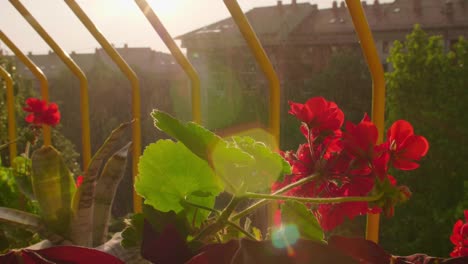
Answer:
[0,0,392,55]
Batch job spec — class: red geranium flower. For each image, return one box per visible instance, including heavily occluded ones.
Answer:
[23,98,61,127]
[289,97,344,135]
[342,115,380,176]
[386,120,429,170]
[317,176,375,231]
[450,210,468,257]
[76,175,84,188]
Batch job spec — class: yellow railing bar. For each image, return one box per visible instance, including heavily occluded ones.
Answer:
[64,0,143,213]
[345,0,386,243]
[0,30,51,146]
[223,0,280,149]
[134,0,201,124]
[0,65,17,161]
[223,0,281,229]
[9,0,92,171]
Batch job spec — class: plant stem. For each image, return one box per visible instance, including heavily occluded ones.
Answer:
[226,220,258,241]
[191,196,242,243]
[0,138,20,151]
[244,192,384,204]
[182,198,221,215]
[231,173,320,221]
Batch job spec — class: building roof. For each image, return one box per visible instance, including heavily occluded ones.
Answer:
[179,0,468,48]
[177,1,315,47]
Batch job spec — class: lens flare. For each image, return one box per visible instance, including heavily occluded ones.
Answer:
[272,224,300,256]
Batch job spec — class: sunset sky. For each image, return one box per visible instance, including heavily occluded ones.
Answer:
[0,0,392,55]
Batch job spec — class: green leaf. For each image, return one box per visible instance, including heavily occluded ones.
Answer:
[92,142,131,247]
[229,136,291,192]
[280,201,324,242]
[136,140,223,227]
[31,146,76,237]
[121,213,144,249]
[0,207,42,233]
[151,110,220,162]
[151,110,254,193]
[11,156,34,200]
[71,121,131,246]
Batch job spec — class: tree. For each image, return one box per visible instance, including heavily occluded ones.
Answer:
[380,25,468,257]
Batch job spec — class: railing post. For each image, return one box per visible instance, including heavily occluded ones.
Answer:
[63,0,143,213]
[9,0,92,171]
[345,0,386,243]
[223,0,281,149]
[0,65,17,162]
[223,0,281,228]
[134,0,201,124]
[0,30,51,146]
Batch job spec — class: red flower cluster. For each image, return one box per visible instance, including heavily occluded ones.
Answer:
[273,97,429,231]
[23,98,61,127]
[450,210,468,257]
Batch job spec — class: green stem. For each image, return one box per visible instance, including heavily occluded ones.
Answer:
[226,220,258,241]
[191,196,242,243]
[231,173,319,221]
[0,138,20,151]
[244,192,384,204]
[182,198,221,215]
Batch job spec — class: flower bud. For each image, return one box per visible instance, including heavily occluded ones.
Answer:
[397,185,412,203]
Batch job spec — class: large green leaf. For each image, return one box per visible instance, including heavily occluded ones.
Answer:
[280,201,324,242]
[151,111,254,193]
[151,110,220,162]
[227,136,290,192]
[92,142,131,247]
[136,140,223,227]
[31,146,76,237]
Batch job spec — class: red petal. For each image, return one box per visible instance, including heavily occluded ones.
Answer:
[399,135,429,159]
[392,159,420,170]
[25,114,35,123]
[388,120,414,143]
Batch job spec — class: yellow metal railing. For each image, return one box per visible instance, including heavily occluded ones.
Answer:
[9,0,92,170]
[345,0,386,243]
[2,0,384,241]
[64,0,143,213]
[223,0,281,149]
[0,65,17,161]
[134,0,201,124]
[0,30,51,146]
[223,0,281,229]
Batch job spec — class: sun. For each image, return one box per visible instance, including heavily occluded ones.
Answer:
[88,0,180,18]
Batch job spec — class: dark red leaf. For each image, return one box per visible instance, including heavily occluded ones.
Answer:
[328,236,391,263]
[187,239,359,264]
[0,246,123,264]
[141,220,192,264]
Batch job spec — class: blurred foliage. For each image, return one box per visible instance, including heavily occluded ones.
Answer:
[380,25,468,257]
[0,158,41,253]
[0,54,80,251]
[48,58,175,216]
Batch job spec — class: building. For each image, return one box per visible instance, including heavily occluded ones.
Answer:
[6,44,182,80]
[177,0,468,137]
[179,0,468,70]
